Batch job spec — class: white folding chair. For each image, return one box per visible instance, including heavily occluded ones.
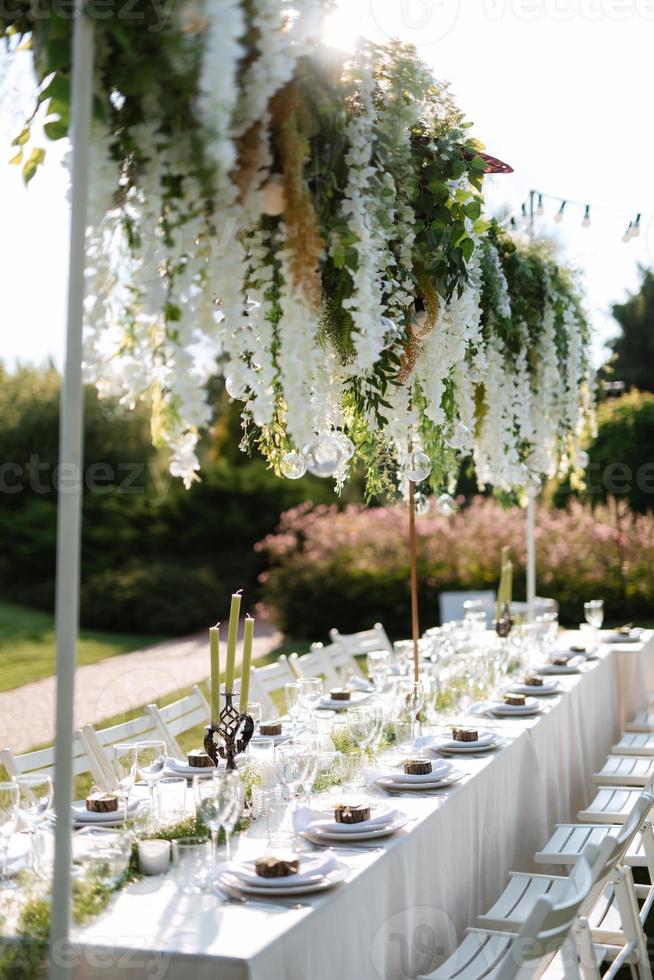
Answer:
[438,591,496,627]
[418,844,597,980]
[248,655,297,719]
[612,733,654,757]
[1,734,105,790]
[79,712,164,791]
[624,711,654,734]
[578,788,646,825]
[290,642,366,688]
[593,756,654,787]
[144,685,210,758]
[476,792,654,980]
[288,644,334,683]
[328,623,393,656]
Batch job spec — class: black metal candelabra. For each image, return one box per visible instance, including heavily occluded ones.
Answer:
[204,691,254,770]
[493,601,514,639]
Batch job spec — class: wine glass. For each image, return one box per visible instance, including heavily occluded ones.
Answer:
[397,677,426,740]
[284,682,302,734]
[348,706,375,757]
[135,741,167,824]
[113,743,137,823]
[298,736,321,806]
[212,771,244,861]
[584,599,604,632]
[274,739,310,841]
[198,782,225,863]
[367,649,390,693]
[0,782,19,890]
[298,677,323,729]
[246,702,262,734]
[366,705,386,765]
[16,773,52,875]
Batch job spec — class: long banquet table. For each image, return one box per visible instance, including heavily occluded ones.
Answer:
[71,630,654,980]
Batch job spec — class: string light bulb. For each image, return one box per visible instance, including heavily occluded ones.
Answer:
[581,205,591,228]
[535,193,544,217]
[553,201,566,224]
[630,213,641,239]
[622,222,633,243]
[521,202,530,227]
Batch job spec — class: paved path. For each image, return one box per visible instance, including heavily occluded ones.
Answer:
[0,623,283,754]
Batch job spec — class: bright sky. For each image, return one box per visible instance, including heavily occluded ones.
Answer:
[1,0,653,369]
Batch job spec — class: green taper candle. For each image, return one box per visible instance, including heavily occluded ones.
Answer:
[239,616,255,713]
[225,590,242,693]
[209,623,220,722]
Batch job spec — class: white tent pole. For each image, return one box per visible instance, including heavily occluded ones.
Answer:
[526,489,536,623]
[49,5,94,978]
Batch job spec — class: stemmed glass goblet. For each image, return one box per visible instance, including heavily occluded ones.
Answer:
[135,740,167,825]
[284,682,302,734]
[366,649,390,694]
[113,742,137,824]
[212,771,244,862]
[298,677,323,731]
[0,782,19,889]
[584,599,604,634]
[16,773,52,875]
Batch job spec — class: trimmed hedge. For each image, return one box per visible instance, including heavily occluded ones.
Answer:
[256,497,654,639]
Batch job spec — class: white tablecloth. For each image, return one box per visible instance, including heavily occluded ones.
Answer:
[71,631,654,980]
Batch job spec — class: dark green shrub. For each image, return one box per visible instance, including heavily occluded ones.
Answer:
[554,391,654,514]
[80,561,225,635]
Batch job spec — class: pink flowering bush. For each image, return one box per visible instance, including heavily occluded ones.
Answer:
[256,497,654,638]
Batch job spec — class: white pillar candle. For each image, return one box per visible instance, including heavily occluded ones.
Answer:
[138,839,171,876]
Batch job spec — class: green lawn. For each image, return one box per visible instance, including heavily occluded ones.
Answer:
[0,600,164,693]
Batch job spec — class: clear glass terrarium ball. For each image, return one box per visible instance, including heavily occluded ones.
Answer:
[304,437,345,478]
[414,494,431,516]
[445,420,470,452]
[332,432,355,462]
[435,493,457,516]
[280,450,307,480]
[225,375,247,400]
[402,450,432,483]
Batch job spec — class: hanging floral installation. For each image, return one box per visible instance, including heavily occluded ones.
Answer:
[2,0,594,497]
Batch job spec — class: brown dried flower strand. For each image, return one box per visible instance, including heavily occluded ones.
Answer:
[396,284,441,383]
[270,81,325,312]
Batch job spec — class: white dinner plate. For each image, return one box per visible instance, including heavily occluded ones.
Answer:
[69,798,140,825]
[217,864,347,897]
[538,660,584,675]
[604,630,643,644]
[487,699,544,717]
[302,814,411,841]
[166,758,220,778]
[435,734,505,754]
[221,852,333,889]
[509,681,561,696]
[319,692,371,710]
[377,769,466,791]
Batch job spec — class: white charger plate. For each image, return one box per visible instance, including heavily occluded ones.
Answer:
[436,735,505,754]
[319,692,371,710]
[377,769,466,791]
[539,661,584,675]
[301,814,411,841]
[509,681,561,696]
[604,631,643,644]
[69,798,140,826]
[487,699,544,717]
[217,864,347,897]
